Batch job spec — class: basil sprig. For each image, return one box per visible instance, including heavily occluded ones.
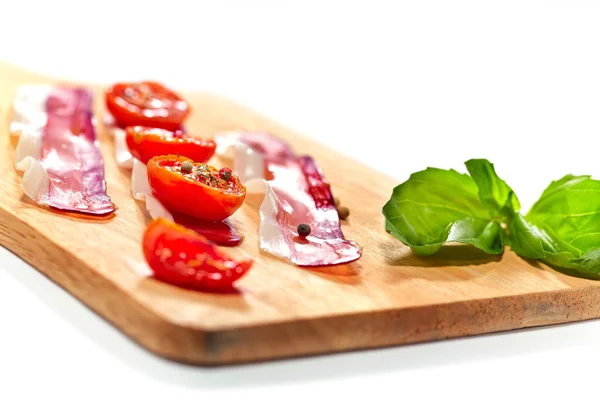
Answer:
[383,159,600,274]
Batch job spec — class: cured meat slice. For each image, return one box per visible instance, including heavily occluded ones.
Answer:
[215,131,362,266]
[11,85,115,216]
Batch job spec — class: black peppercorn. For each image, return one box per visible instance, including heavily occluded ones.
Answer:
[297,223,311,237]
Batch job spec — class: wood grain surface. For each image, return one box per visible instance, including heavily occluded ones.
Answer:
[1,61,600,366]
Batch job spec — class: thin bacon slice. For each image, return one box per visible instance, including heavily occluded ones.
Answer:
[106,114,242,246]
[215,131,362,266]
[11,85,115,216]
[172,212,243,247]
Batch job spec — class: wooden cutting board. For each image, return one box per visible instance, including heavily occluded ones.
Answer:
[1,61,600,366]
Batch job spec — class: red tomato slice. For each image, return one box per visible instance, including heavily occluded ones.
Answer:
[105,81,190,131]
[147,155,246,221]
[125,126,216,164]
[142,218,252,292]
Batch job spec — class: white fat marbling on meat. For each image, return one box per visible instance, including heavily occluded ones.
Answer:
[11,85,51,203]
[214,131,289,259]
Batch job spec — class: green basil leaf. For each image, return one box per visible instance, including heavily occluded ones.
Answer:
[508,175,600,274]
[382,167,504,255]
[465,158,521,218]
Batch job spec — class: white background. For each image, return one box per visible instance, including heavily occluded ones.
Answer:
[2,0,600,398]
